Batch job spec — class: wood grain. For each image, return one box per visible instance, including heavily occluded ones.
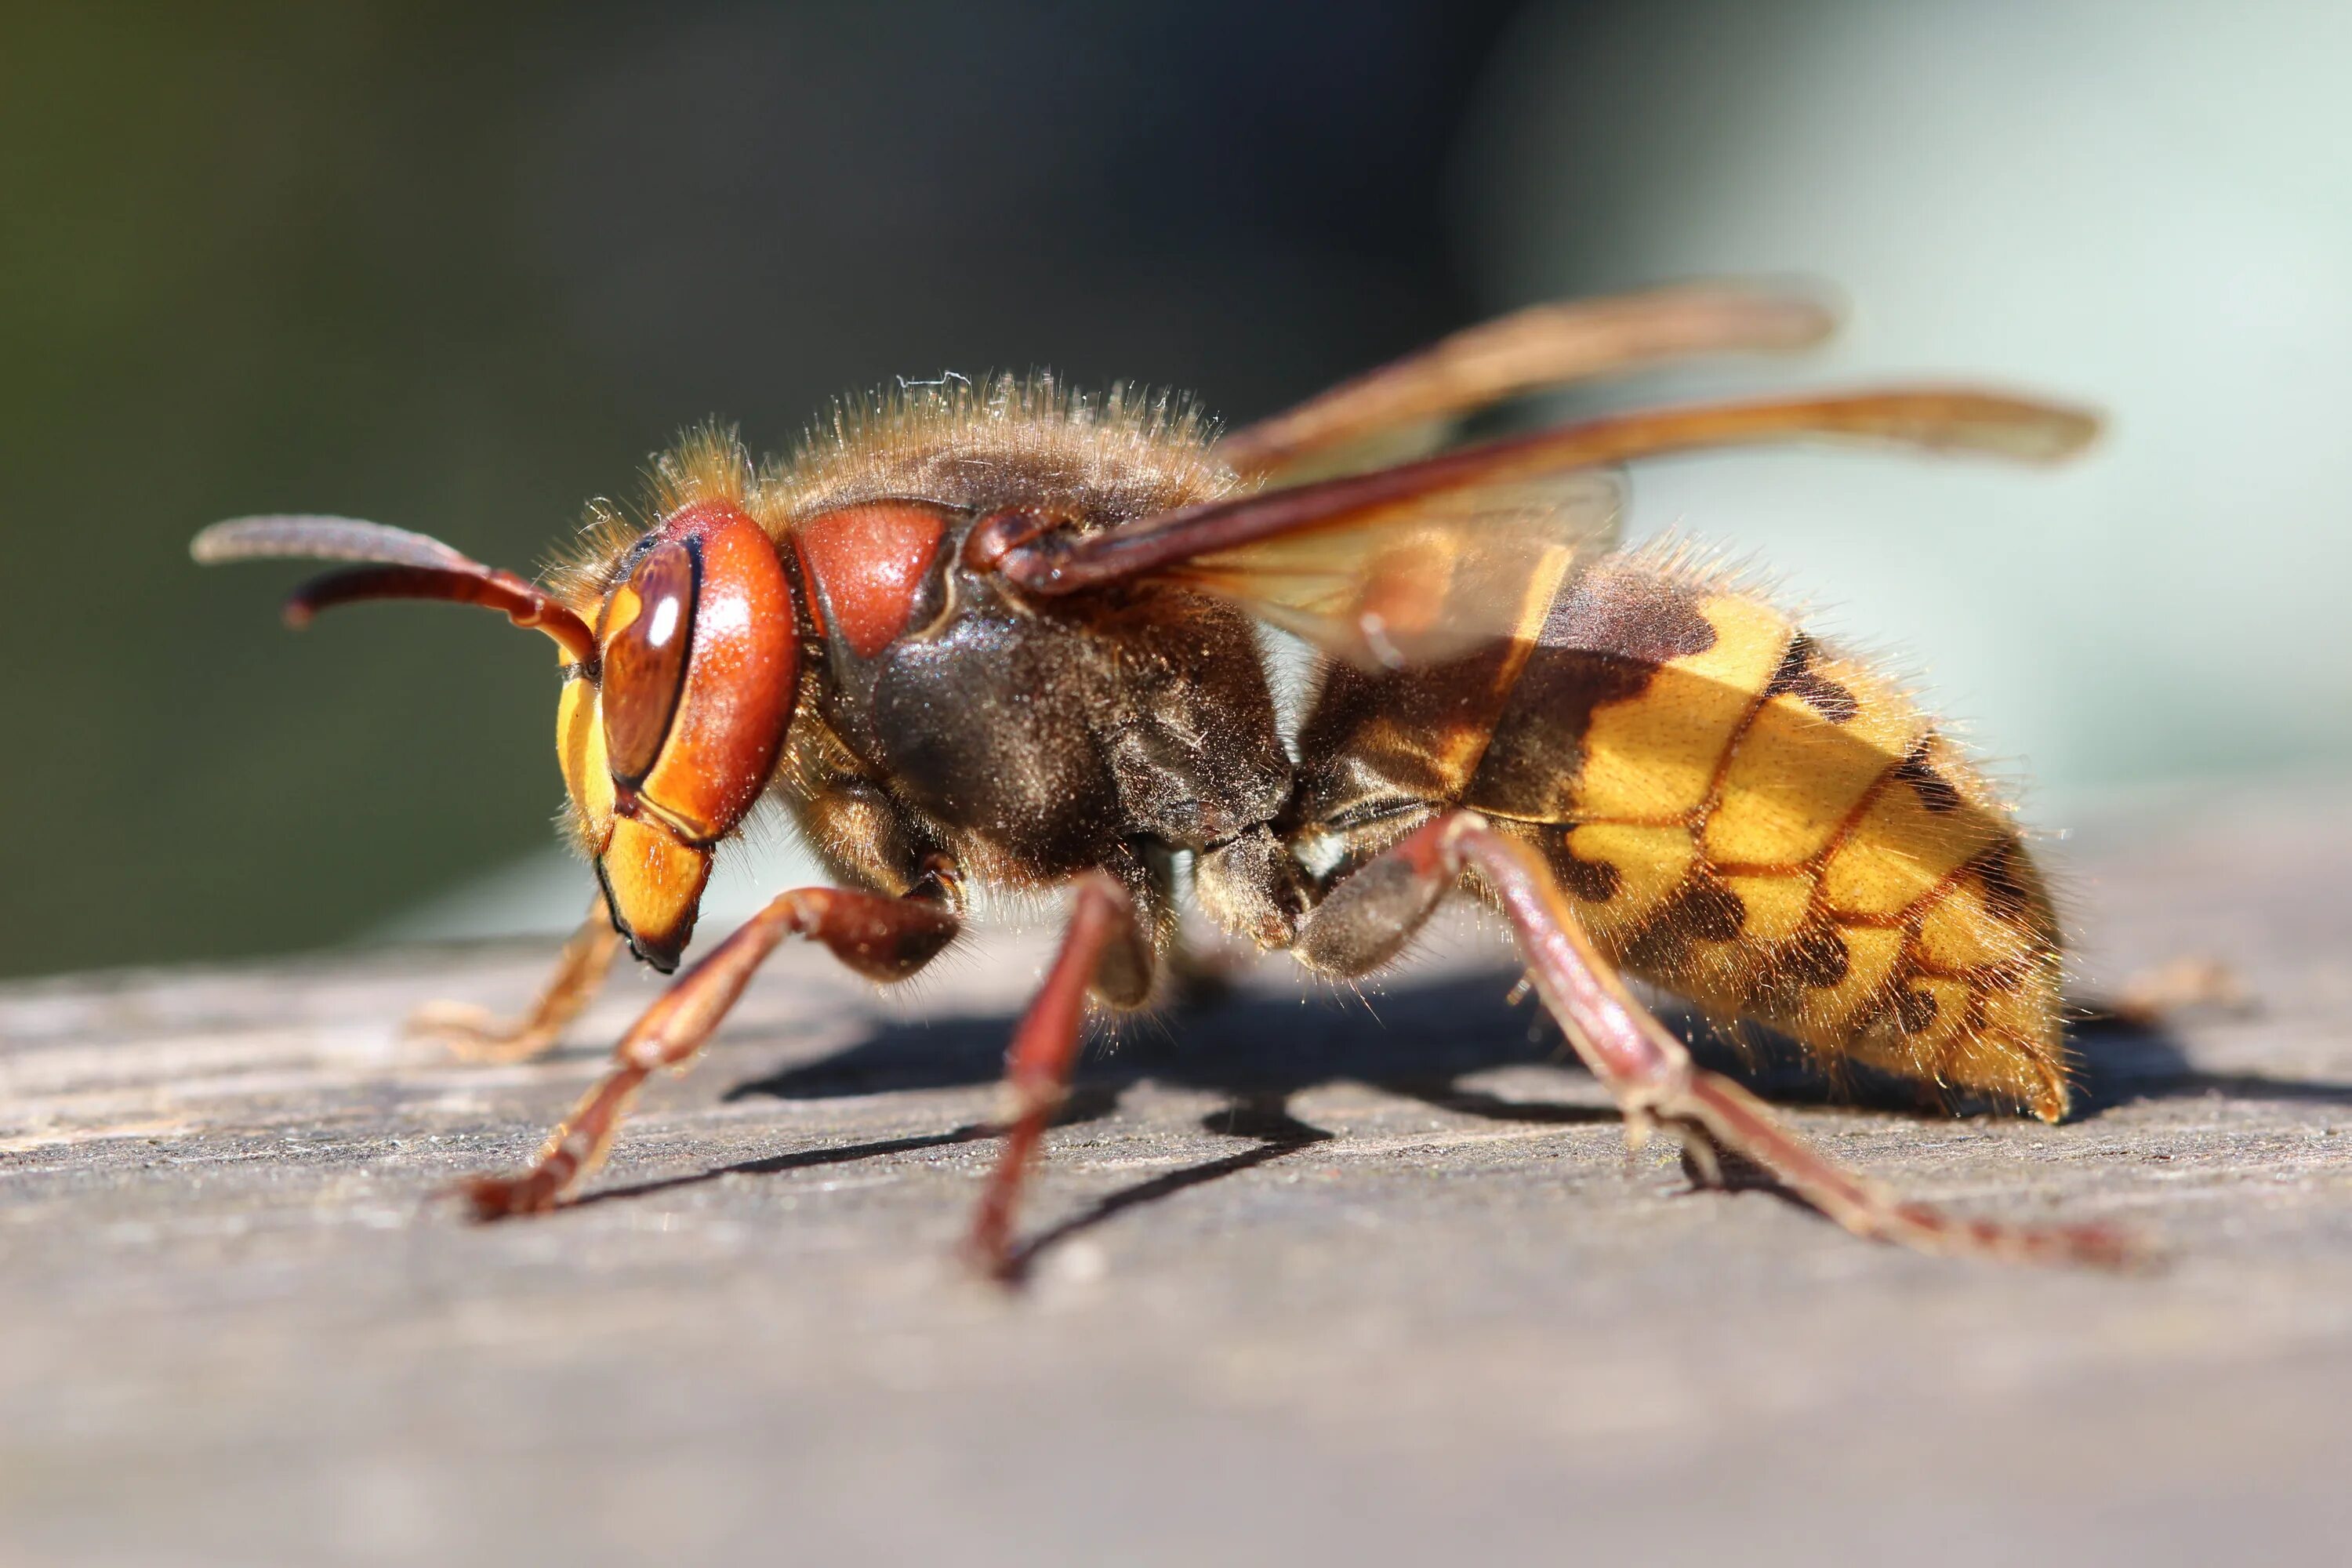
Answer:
[2,780,2348,1566]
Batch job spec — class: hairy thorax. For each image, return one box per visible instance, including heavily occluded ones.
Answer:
[762,381,1294,893]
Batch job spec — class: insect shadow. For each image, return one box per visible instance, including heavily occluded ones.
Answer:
[702,970,1615,1275]
[2063,1008,2352,1116]
[583,967,2347,1269]
[725,966,2334,1123]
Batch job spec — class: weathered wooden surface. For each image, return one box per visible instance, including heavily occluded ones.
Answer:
[3,780,2349,1566]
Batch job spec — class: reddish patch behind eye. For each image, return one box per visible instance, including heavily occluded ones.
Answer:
[793,501,950,659]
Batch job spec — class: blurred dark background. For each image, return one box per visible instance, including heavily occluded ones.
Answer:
[5,0,2348,979]
[0,1,1528,977]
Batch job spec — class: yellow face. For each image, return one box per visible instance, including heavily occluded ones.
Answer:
[555,672,613,842]
[556,666,713,975]
[553,490,800,975]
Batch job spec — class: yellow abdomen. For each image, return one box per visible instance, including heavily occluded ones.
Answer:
[1465,547,2069,1120]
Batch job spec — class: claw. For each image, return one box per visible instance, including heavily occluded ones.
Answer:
[959,1222,1025,1287]
[457,1171,562,1222]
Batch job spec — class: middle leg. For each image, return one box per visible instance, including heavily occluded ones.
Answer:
[964,871,1149,1279]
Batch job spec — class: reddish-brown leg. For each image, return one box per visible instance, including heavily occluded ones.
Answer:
[964,873,1141,1279]
[464,885,960,1219]
[1304,811,2137,1269]
[408,895,623,1063]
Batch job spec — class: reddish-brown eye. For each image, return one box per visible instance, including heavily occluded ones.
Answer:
[600,540,696,785]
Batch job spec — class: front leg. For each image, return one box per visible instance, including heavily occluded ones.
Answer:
[465,882,960,1219]
[1295,811,2135,1268]
[407,894,623,1063]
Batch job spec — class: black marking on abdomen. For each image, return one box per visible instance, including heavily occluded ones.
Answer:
[1761,633,1858,723]
[1554,848,1622,904]
[1624,872,1747,970]
[1890,740,1965,813]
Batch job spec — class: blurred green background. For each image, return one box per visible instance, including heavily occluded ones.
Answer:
[0,1,1518,976]
[3,0,2347,980]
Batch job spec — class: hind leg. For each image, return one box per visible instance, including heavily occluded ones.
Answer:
[1294,811,2133,1268]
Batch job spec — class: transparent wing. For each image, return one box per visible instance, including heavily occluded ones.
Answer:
[1215,281,1839,481]
[996,382,2096,670]
[1163,471,1622,670]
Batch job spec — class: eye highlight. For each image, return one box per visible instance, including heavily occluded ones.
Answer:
[599,539,696,786]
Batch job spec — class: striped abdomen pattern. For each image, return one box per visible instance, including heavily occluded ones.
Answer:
[1460,548,2068,1118]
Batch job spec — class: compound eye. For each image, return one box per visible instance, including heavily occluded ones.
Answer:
[599,539,696,786]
